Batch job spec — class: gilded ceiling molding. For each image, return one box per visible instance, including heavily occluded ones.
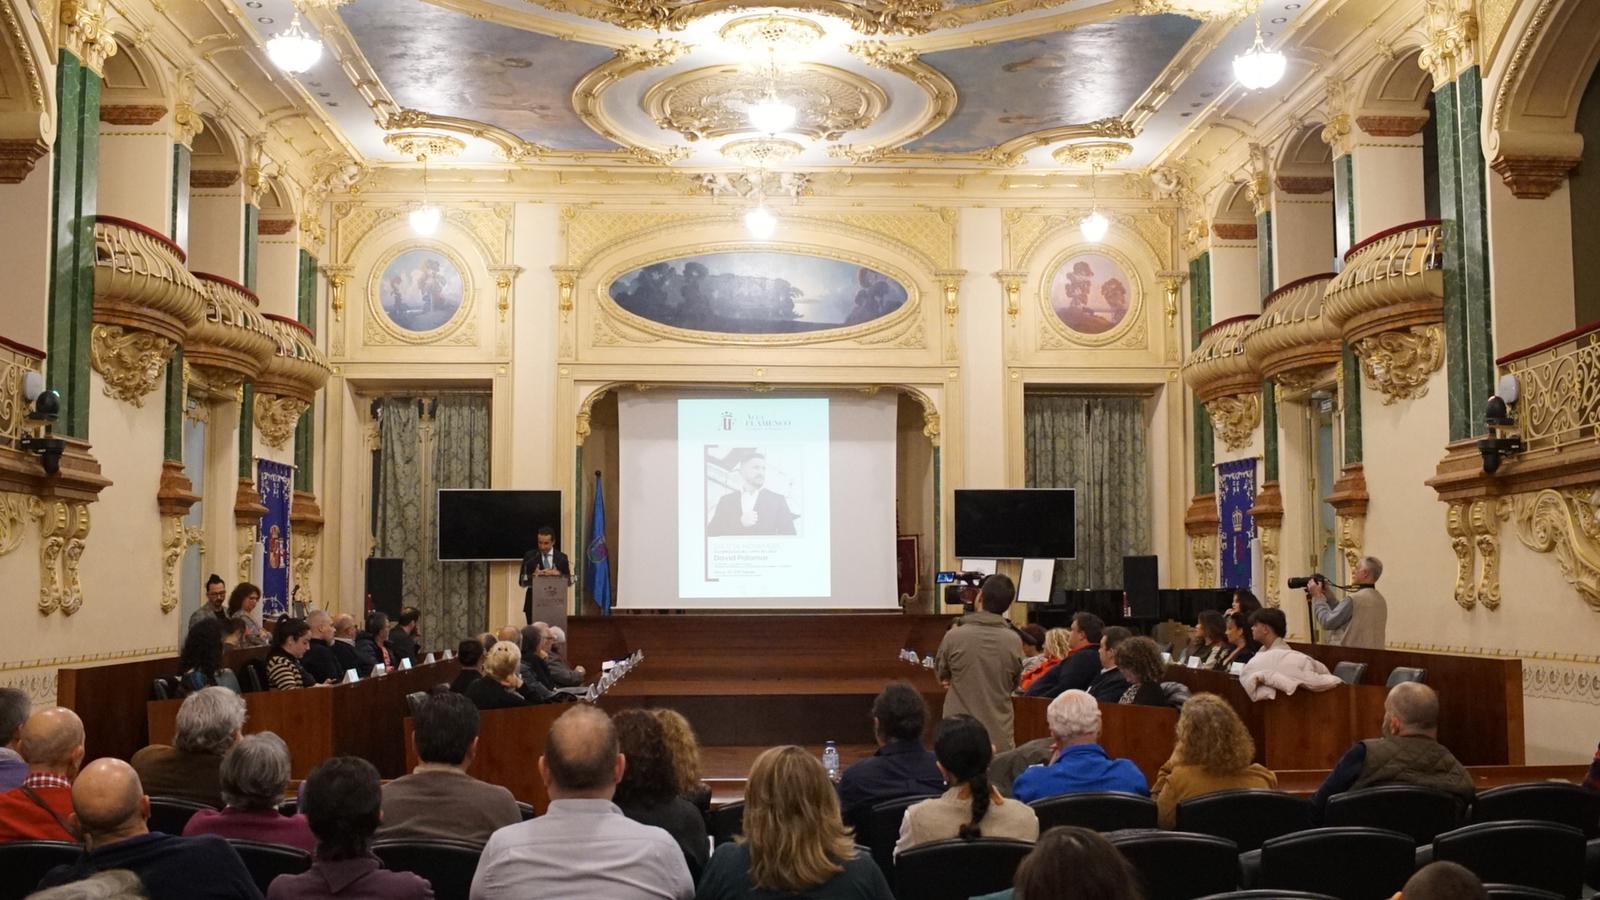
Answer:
[572,41,693,156]
[643,64,888,143]
[838,42,958,152]
[719,139,805,165]
[1121,19,1236,135]
[507,0,943,35]
[1052,141,1133,167]
[381,132,466,161]
[1513,488,1600,612]
[834,116,1137,168]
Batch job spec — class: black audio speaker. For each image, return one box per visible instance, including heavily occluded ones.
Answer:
[365,557,403,619]
[1123,555,1160,618]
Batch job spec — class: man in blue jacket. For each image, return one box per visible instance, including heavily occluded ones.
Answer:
[1012,690,1148,802]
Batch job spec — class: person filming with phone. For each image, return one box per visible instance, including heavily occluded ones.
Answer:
[1303,556,1388,649]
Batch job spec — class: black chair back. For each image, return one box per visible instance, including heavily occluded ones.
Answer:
[151,677,173,701]
[1385,666,1427,687]
[0,841,83,900]
[1195,892,1340,900]
[216,668,243,693]
[862,794,939,881]
[1257,826,1415,899]
[1483,885,1566,900]
[1109,831,1239,900]
[1027,791,1156,832]
[1471,782,1600,836]
[406,691,428,716]
[893,838,1033,900]
[147,796,217,836]
[709,800,744,845]
[373,838,484,900]
[1331,661,1367,685]
[240,659,268,693]
[1323,785,1464,844]
[277,798,298,816]
[1174,789,1312,852]
[227,839,312,893]
[1433,820,1586,898]
[516,801,537,821]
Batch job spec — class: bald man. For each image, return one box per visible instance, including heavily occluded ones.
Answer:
[0,707,84,842]
[330,613,362,677]
[470,705,692,900]
[1310,682,1474,823]
[302,609,342,684]
[496,625,520,645]
[37,758,260,899]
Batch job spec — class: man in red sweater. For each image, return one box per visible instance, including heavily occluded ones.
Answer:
[0,707,85,842]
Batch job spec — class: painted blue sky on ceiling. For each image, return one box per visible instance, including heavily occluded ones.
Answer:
[908,14,1200,153]
[340,0,618,151]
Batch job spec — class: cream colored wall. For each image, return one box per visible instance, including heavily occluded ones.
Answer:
[0,163,52,348]
[1487,176,1577,353]
[1351,141,1426,237]
[188,190,245,279]
[1208,241,1258,319]
[958,208,1005,488]
[98,129,172,228]
[1272,196,1337,282]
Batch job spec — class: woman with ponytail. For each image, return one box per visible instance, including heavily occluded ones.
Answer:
[894,715,1039,856]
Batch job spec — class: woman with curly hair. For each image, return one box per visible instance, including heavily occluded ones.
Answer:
[1114,636,1170,707]
[614,709,710,881]
[227,582,268,648]
[654,708,713,814]
[1150,692,1277,828]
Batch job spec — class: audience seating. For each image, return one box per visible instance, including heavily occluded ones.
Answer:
[1323,785,1464,844]
[1027,791,1157,832]
[1195,892,1339,900]
[1431,820,1586,898]
[216,668,243,693]
[1174,789,1312,852]
[405,691,428,716]
[150,677,174,701]
[373,838,484,900]
[1385,666,1427,688]
[1331,662,1367,685]
[148,796,217,835]
[1109,831,1239,900]
[0,841,83,900]
[892,838,1032,900]
[863,794,940,880]
[1470,782,1600,836]
[516,801,537,821]
[709,801,744,845]
[239,659,268,693]
[1256,827,1415,899]
[228,839,312,893]
[277,799,297,816]
[1483,886,1566,900]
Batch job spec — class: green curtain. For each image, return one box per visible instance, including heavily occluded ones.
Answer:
[1024,394,1152,590]
[374,394,490,646]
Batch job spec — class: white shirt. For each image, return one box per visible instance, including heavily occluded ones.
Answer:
[740,486,759,516]
[470,799,693,900]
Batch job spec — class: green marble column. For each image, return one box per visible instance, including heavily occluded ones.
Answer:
[170,144,190,249]
[238,381,255,478]
[242,203,259,292]
[163,348,185,463]
[1257,210,1275,298]
[1191,253,1216,494]
[1263,380,1279,480]
[1435,72,1496,441]
[1343,344,1364,465]
[293,250,318,493]
[45,51,101,441]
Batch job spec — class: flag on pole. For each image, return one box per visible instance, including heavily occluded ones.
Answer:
[588,471,612,616]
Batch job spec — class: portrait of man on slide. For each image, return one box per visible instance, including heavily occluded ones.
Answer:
[705,448,799,537]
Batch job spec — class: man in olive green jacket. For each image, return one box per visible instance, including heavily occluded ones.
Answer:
[935,575,1024,753]
[1310,681,1473,822]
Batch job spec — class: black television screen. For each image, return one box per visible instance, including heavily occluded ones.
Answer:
[437,490,561,562]
[954,489,1076,560]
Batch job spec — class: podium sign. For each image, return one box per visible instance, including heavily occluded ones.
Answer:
[529,575,568,632]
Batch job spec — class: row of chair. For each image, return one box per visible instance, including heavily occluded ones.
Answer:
[142,794,537,841]
[1327,661,1427,688]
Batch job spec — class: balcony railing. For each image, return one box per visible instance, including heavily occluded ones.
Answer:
[258,314,331,403]
[93,216,205,343]
[1242,272,1340,389]
[1499,320,1600,454]
[0,336,45,452]
[188,272,277,391]
[1324,220,1444,342]
[1182,314,1261,402]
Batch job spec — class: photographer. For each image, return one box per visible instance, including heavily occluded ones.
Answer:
[1305,557,1389,649]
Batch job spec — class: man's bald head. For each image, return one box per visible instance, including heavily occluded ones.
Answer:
[332,614,356,638]
[1386,682,1440,735]
[541,705,620,797]
[496,626,520,644]
[72,759,148,841]
[19,708,85,773]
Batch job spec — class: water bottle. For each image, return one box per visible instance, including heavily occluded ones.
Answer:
[822,741,840,782]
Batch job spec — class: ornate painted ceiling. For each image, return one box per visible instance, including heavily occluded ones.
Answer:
[233,0,1316,172]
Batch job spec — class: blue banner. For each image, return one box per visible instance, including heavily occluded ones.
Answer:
[257,459,294,618]
[1216,458,1257,590]
[588,471,612,616]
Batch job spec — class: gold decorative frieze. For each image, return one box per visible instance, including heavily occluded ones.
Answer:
[188,274,277,391]
[1353,324,1445,404]
[1446,500,1477,609]
[646,64,887,143]
[1513,488,1600,612]
[1242,273,1339,387]
[91,217,204,406]
[58,0,117,75]
[1052,141,1133,167]
[0,492,30,557]
[1204,393,1261,452]
[253,393,311,451]
[159,514,200,614]
[1251,482,1284,608]
[720,138,805,165]
[89,325,173,406]
[1182,314,1260,404]
[718,14,825,59]
[1420,0,1479,85]
[1444,497,1507,611]
[382,131,466,161]
[1325,219,1444,348]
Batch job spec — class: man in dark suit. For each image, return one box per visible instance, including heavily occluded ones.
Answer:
[1024,612,1105,698]
[705,451,797,536]
[520,526,570,625]
[387,606,422,664]
[302,610,343,684]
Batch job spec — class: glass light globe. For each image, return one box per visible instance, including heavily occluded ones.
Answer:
[1233,33,1286,90]
[266,14,323,74]
[747,98,797,134]
[745,205,777,239]
[1080,210,1109,243]
[409,205,441,236]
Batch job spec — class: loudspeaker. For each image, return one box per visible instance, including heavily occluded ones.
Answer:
[1122,555,1160,618]
[365,557,403,619]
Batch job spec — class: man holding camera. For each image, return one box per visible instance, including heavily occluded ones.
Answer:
[1307,557,1388,649]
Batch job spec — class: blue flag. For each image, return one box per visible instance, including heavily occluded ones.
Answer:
[588,472,612,616]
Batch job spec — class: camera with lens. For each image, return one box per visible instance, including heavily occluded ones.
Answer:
[1287,574,1326,590]
[942,571,986,611]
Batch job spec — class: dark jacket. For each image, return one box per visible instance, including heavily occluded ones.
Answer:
[353,633,392,673]
[617,796,710,883]
[1025,645,1101,698]
[465,677,532,711]
[266,855,432,899]
[1310,734,1475,822]
[449,670,481,694]
[706,489,798,536]
[387,628,419,665]
[39,832,261,900]
[1087,667,1130,703]
[836,741,946,831]
[303,639,342,684]
[332,640,363,678]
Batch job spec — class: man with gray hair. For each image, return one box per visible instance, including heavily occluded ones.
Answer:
[1310,681,1473,822]
[130,687,245,807]
[1010,689,1148,803]
[0,686,29,790]
[181,732,315,852]
[545,626,586,687]
[1309,555,1388,648]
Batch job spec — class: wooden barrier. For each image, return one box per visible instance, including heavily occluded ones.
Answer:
[404,704,568,812]
[1013,697,1178,782]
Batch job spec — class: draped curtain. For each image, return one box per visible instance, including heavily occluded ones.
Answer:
[1023,394,1152,590]
[375,394,490,644]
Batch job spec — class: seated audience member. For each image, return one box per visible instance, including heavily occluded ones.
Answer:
[1586,740,1599,792]
[1230,588,1262,618]
[653,709,712,815]
[477,632,499,652]
[1190,610,1229,668]
[1239,608,1341,701]
[463,642,533,711]
[130,686,244,807]
[836,682,945,831]
[386,607,422,666]
[379,692,519,845]
[1016,625,1048,677]
[330,615,363,677]
[697,745,891,900]
[0,707,85,842]
[1017,628,1070,694]
[0,686,30,791]
[612,710,709,881]
[449,640,485,694]
[1398,861,1488,900]
[189,574,231,632]
[495,626,520,646]
[545,627,586,687]
[183,733,314,852]
[266,619,317,691]
[27,869,146,900]
[1024,612,1105,699]
[896,715,1039,856]
[973,826,1142,900]
[227,584,268,649]
[1012,690,1148,802]
[301,611,343,686]
[176,619,227,697]
[1311,682,1474,823]
[221,617,247,651]
[471,705,693,899]
[37,759,259,900]
[267,757,432,900]
[1217,610,1258,670]
[1114,637,1171,707]
[1087,627,1132,703]
[518,625,559,700]
[354,613,394,674]
[1150,694,1277,828]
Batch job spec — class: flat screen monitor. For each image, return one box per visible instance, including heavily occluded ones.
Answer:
[953,489,1076,560]
[437,490,561,562]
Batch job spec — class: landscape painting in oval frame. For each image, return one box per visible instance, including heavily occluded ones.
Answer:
[374,246,469,336]
[607,251,911,336]
[1046,252,1135,337]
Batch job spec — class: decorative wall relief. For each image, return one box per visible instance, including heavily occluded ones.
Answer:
[89,325,175,406]
[1513,488,1600,612]
[0,493,30,556]
[32,499,90,616]
[254,394,311,450]
[1205,393,1261,452]
[370,245,472,341]
[1354,324,1445,404]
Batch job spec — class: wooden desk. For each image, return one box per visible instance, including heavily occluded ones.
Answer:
[147,659,459,778]
[404,704,568,813]
[1164,666,1390,770]
[1012,697,1178,782]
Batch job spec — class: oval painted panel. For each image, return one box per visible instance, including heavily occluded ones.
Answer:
[1047,252,1132,336]
[608,252,910,335]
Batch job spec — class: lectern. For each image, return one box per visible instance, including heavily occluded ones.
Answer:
[528,574,568,632]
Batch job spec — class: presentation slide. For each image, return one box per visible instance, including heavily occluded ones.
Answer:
[618,390,898,610]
